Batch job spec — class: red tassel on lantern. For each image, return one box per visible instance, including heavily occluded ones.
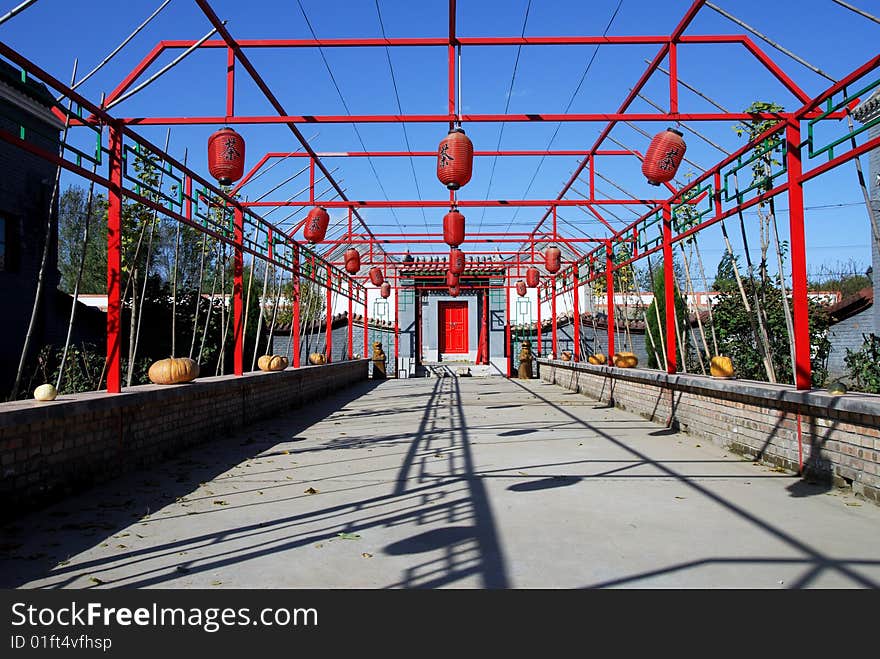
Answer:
[437,127,474,190]
[448,283,460,297]
[303,206,330,243]
[380,282,391,298]
[344,248,360,274]
[368,266,384,287]
[449,248,465,275]
[545,246,561,274]
[443,209,466,247]
[642,128,686,186]
[446,270,459,288]
[208,127,245,185]
[516,280,527,297]
[526,267,540,288]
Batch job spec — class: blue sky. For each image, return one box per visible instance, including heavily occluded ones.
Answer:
[1,0,879,284]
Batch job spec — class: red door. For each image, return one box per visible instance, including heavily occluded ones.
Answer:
[439,301,469,354]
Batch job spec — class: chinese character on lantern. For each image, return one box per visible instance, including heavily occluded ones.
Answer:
[223,137,241,162]
[438,143,454,168]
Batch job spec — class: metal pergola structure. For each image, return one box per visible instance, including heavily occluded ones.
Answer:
[1,0,878,390]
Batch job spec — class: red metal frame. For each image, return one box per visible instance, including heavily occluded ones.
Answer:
[1,0,876,389]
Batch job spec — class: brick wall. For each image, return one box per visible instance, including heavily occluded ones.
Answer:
[0,360,368,518]
[540,359,880,504]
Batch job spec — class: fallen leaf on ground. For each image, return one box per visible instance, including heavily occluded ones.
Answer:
[362,553,373,558]
[674,496,686,500]
[211,581,222,586]
[304,487,319,495]
[845,502,862,507]
[213,500,228,506]
[337,532,361,540]
[89,577,104,585]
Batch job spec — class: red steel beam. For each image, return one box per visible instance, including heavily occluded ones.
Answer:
[245,199,665,208]
[119,111,784,125]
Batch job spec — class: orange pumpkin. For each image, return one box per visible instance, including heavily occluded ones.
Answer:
[308,353,326,365]
[148,357,199,385]
[588,353,606,366]
[560,351,572,362]
[612,352,638,368]
[710,355,734,378]
[258,354,288,372]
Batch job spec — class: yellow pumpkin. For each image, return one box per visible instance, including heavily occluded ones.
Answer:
[613,352,638,368]
[308,352,326,365]
[827,380,847,396]
[258,354,288,372]
[34,383,58,401]
[148,357,199,385]
[710,355,735,378]
[588,353,606,366]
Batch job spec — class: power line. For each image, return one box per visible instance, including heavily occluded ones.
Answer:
[504,0,625,233]
[296,0,406,237]
[478,0,532,232]
[374,0,428,233]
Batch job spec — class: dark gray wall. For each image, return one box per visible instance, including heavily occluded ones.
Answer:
[827,307,873,380]
[271,321,394,367]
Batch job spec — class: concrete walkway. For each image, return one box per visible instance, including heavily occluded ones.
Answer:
[2,376,879,589]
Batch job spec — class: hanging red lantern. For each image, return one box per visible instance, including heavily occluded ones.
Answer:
[446,270,460,288]
[642,128,686,186]
[303,206,330,243]
[545,246,562,274]
[448,283,460,297]
[208,127,245,185]
[516,280,527,297]
[443,209,466,247]
[368,266,384,287]
[526,267,540,288]
[344,248,360,274]
[380,282,391,298]
[437,127,474,190]
[449,248,465,275]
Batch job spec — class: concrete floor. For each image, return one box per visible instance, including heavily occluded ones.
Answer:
[2,376,879,589]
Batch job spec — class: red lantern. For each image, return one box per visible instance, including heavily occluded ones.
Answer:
[448,283,460,297]
[208,127,245,185]
[545,246,562,274]
[369,266,384,287]
[449,248,465,275]
[642,128,686,186]
[344,248,360,274]
[526,267,540,288]
[516,280,527,297]
[446,270,459,288]
[437,127,474,190]
[443,209,466,247]
[303,206,330,243]
[380,282,391,298]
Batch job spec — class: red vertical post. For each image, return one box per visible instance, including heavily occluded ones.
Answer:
[662,205,677,374]
[536,285,542,357]
[292,246,300,367]
[348,281,354,360]
[363,292,369,360]
[448,0,456,129]
[572,264,580,362]
[325,265,333,363]
[668,42,678,114]
[394,281,400,372]
[505,276,511,376]
[551,275,558,359]
[605,241,615,360]
[106,123,123,393]
[482,287,489,364]
[786,119,812,390]
[232,206,244,375]
[226,47,235,117]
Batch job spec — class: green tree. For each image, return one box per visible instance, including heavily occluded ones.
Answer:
[644,267,690,369]
[57,185,107,294]
[845,334,880,393]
